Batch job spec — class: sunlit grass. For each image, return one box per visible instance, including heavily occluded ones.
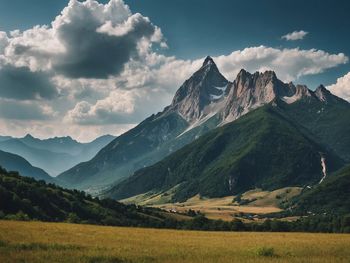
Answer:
[1,220,349,263]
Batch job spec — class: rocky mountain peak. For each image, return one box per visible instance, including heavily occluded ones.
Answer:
[261,70,277,82]
[202,56,215,67]
[170,57,228,123]
[316,84,327,91]
[224,69,296,121]
[314,85,330,102]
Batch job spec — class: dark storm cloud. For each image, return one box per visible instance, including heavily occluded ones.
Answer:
[0,65,57,100]
[52,11,157,79]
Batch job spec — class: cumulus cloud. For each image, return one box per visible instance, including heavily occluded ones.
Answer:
[328,72,350,101]
[64,87,172,125]
[0,65,57,100]
[3,0,164,78]
[282,30,308,41]
[65,91,135,125]
[213,46,348,82]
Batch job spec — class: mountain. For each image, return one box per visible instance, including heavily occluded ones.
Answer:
[58,57,350,192]
[0,150,54,183]
[292,164,350,215]
[0,167,179,227]
[170,56,229,123]
[57,57,229,190]
[106,105,344,202]
[0,134,115,176]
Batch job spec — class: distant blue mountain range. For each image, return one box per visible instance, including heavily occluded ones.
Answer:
[0,134,115,176]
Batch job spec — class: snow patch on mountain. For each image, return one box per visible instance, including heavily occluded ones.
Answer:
[282,94,302,104]
[210,85,229,100]
[176,111,217,138]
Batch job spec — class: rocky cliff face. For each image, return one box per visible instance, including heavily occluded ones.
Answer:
[223,70,288,122]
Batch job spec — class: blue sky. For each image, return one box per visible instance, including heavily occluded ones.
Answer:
[0,0,349,141]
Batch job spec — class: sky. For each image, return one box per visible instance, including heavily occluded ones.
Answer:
[0,0,349,142]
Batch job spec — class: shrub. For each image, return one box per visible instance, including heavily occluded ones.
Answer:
[255,247,275,257]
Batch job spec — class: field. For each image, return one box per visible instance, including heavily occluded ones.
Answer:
[1,221,350,263]
[122,187,302,221]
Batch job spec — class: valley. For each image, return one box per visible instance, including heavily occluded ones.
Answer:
[121,187,302,221]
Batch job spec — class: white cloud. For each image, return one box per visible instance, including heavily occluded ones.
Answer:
[282,30,308,41]
[2,0,164,78]
[213,46,348,82]
[64,86,173,125]
[65,90,136,125]
[328,72,350,101]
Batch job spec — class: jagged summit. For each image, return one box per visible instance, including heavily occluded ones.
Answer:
[202,56,215,67]
[170,56,228,122]
[314,85,329,101]
[235,69,277,80]
[316,84,327,91]
[170,57,338,125]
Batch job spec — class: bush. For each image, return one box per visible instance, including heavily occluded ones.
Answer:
[5,211,30,221]
[66,213,80,223]
[255,247,275,257]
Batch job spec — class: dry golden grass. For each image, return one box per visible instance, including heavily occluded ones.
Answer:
[153,195,255,221]
[246,187,302,207]
[0,220,349,263]
[122,187,302,221]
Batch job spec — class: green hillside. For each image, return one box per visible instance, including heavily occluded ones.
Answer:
[0,167,182,226]
[108,104,343,202]
[58,112,189,189]
[0,150,53,183]
[292,164,350,215]
[279,94,350,162]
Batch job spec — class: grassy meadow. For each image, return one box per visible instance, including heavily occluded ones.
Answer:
[1,220,350,263]
[122,187,302,221]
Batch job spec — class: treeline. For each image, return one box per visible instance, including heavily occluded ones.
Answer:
[164,214,350,233]
[1,167,350,233]
[0,167,172,227]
